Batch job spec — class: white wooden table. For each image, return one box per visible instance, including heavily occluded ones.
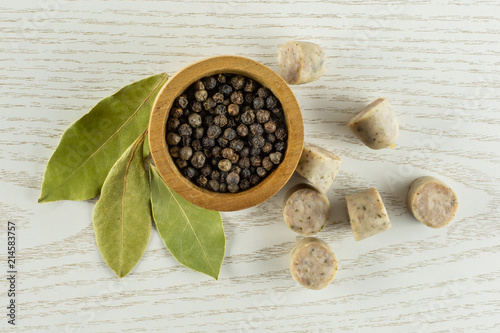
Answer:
[1,1,499,331]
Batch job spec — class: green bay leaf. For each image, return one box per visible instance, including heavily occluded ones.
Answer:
[93,133,152,278]
[149,165,225,280]
[39,73,168,203]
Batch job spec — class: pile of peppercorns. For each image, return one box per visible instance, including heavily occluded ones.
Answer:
[165,73,287,193]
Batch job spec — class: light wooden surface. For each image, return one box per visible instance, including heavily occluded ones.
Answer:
[150,55,304,211]
[1,1,499,332]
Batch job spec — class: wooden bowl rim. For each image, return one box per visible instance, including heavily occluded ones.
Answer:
[149,55,304,211]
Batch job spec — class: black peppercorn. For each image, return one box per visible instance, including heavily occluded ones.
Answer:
[220,171,228,183]
[236,124,248,137]
[176,158,188,169]
[250,147,261,156]
[239,179,250,190]
[204,115,214,127]
[275,127,287,140]
[170,146,180,158]
[207,125,222,139]
[262,142,273,154]
[238,156,250,169]
[250,135,265,149]
[194,90,208,102]
[211,170,220,181]
[192,139,202,151]
[214,104,226,115]
[250,174,260,185]
[194,127,204,139]
[207,179,220,192]
[219,183,228,193]
[167,118,180,131]
[262,157,273,171]
[184,167,196,179]
[226,172,240,186]
[227,184,239,193]
[241,110,255,125]
[230,75,245,90]
[178,124,193,137]
[264,120,277,133]
[203,148,212,158]
[275,140,286,152]
[271,107,282,116]
[240,146,250,157]
[256,167,267,178]
[213,92,224,104]
[204,76,217,90]
[229,153,239,164]
[244,79,256,92]
[257,87,270,99]
[252,97,265,110]
[218,159,232,172]
[266,133,276,143]
[214,115,228,127]
[177,95,189,109]
[269,152,282,164]
[171,107,183,118]
[179,146,193,160]
[229,139,244,151]
[182,136,192,147]
[194,80,205,90]
[241,168,251,179]
[196,175,208,187]
[166,132,181,146]
[256,109,270,123]
[219,84,233,96]
[265,95,277,109]
[221,148,235,159]
[191,151,206,168]
[191,101,202,113]
[222,98,231,106]
[249,123,264,136]
[201,165,212,177]
[203,97,216,111]
[188,113,202,128]
[223,128,237,141]
[217,74,226,83]
[230,165,241,174]
[250,155,262,167]
[230,91,244,105]
[217,137,229,148]
[228,103,240,116]
[244,93,254,104]
[211,146,222,158]
[202,136,215,148]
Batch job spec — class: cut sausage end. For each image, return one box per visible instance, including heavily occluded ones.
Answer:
[290,237,338,290]
[407,176,458,228]
[278,41,326,85]
[283,185,331,235]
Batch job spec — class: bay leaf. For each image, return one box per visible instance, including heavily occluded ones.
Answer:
[149,165,225,280]
[39,73,168,203]
[93,133,152,278]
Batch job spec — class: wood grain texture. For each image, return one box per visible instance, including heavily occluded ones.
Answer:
[1,0,499,332]
[149,55,304,211]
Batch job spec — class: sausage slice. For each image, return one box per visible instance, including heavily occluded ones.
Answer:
[278,41,326,85]
[295,143,342,193]
[407,176,458,228]
[283,185,331,235]
[345,187,391,241]
[290,237,338,290]
[348,98,399,149]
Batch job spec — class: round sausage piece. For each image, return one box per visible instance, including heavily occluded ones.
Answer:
[278,41,326,85]
[348,97,399,149]
[407,176,458,228]
[296,143,342,193]
[283,185,331,235]
[290,237,338,290]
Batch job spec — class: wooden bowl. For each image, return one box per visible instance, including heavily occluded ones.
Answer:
[149,56,304,211]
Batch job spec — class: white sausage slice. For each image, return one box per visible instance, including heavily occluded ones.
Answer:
[289,237,338,290]
[348,98,399,149]
[283,185,331,235]
[407,176,458,228]
[345,187,391,241]
[295,143,342,193]
[278,41,326,85]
